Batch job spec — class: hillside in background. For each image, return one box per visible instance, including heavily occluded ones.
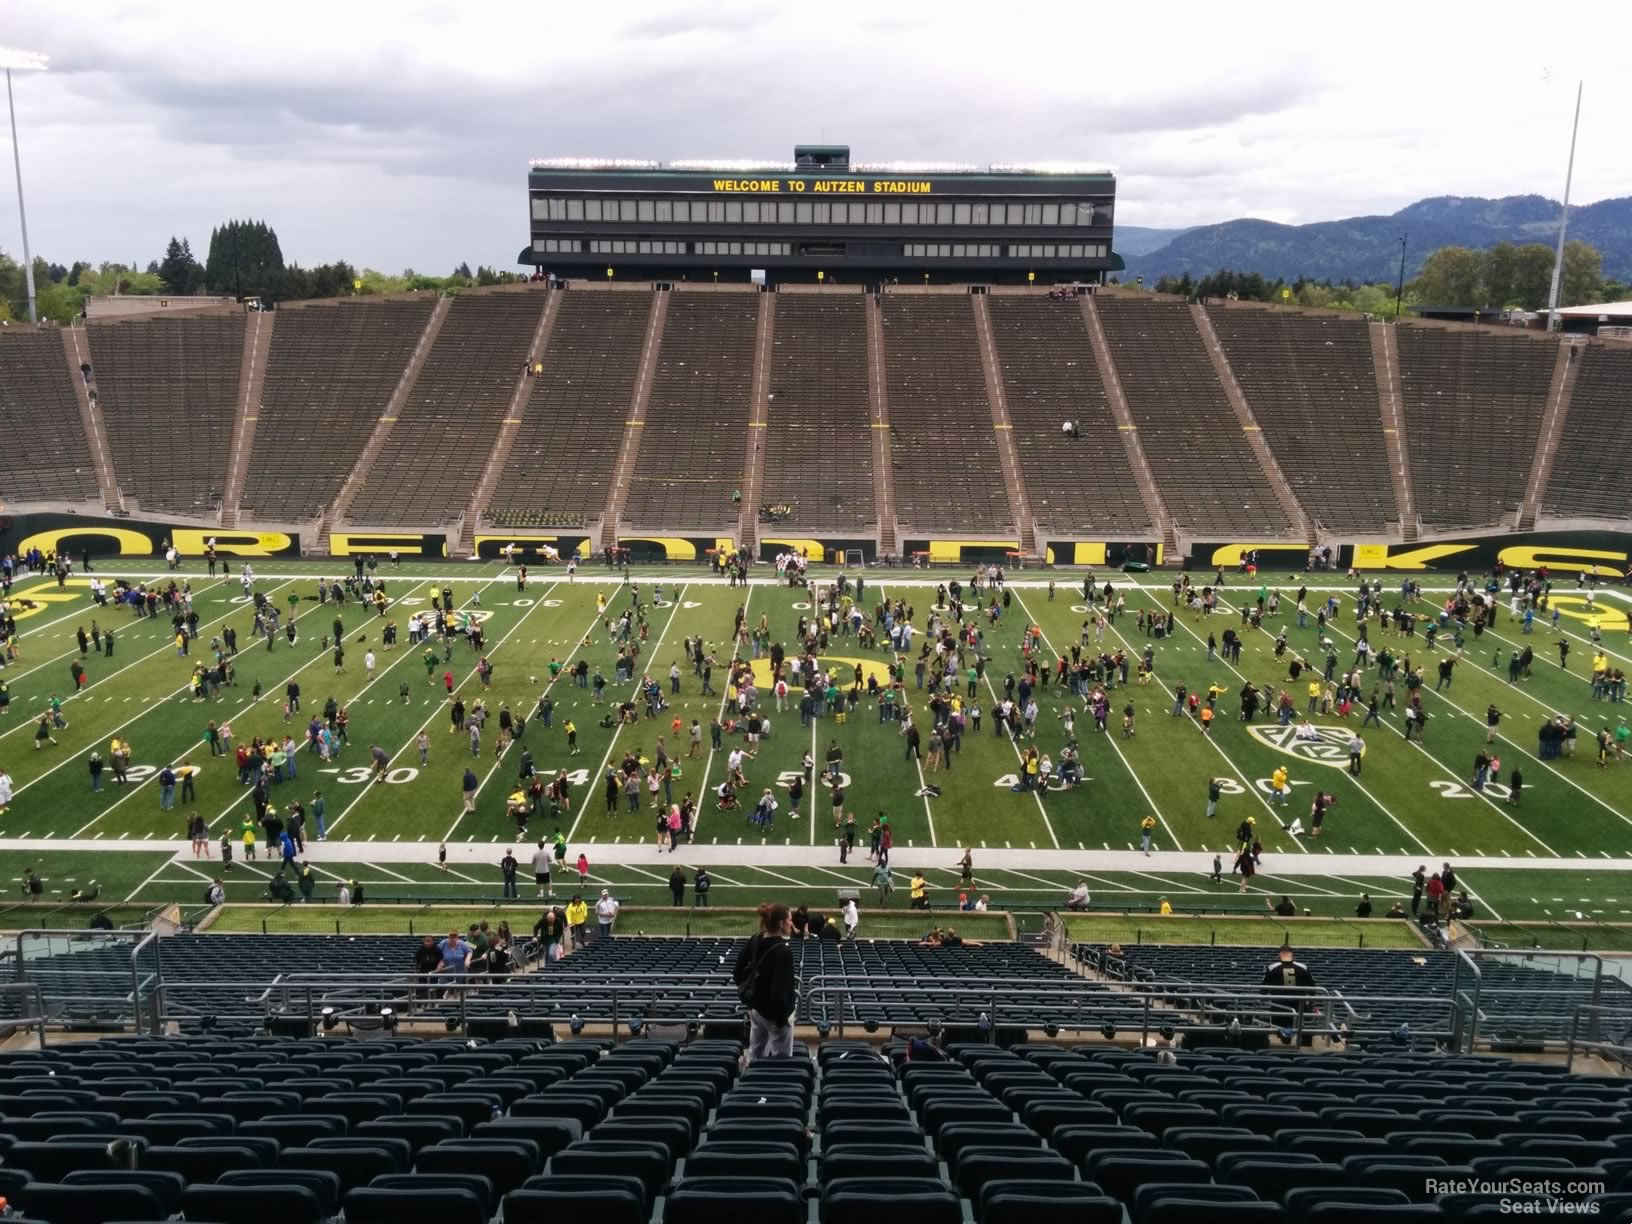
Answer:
[1108,224,1189,256]
[1121,194,1632,284]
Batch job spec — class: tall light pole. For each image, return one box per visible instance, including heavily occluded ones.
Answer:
[1,46,49,324]
[1394,234,1407,324]
[1545,80,1582,332]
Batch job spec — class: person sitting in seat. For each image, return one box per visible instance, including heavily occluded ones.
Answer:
[1066,880,1090,911]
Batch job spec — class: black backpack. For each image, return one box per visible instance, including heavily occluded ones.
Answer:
[737,935,765,1008]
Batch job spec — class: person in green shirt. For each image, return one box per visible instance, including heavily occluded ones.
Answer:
[548,658,563,678]
[423,648,438,684]
[873,861,893,905]
[967,665,979,698]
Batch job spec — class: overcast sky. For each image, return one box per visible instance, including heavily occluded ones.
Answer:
[4,1,1629,274]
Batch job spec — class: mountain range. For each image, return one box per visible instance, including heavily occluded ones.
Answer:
[1119,194,1632,285]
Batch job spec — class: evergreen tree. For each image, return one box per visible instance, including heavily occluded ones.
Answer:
[204,219,286,298]
[157,237,197,295]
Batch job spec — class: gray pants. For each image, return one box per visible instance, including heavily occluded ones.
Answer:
[747,1009,795,1062]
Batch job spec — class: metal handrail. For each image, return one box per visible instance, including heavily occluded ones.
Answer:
[1452,946,1482,1052]
[1566,1002,1632,1070]
[143,970,749,1040]
[0,982,48,1047]
[129,928,160,1035]
[799,972,1462,1044]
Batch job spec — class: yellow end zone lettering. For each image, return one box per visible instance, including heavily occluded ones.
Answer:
[173,529,293,557]
[17,526,154,558]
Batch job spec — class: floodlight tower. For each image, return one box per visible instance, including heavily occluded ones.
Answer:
[1544,80,1582,332]
[1,45,49,324]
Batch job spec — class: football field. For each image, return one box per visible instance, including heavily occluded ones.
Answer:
[1,558,1629,929]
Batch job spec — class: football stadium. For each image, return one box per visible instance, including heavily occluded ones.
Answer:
[1,128,1632,1223]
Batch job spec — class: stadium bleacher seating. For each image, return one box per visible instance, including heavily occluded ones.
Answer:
[1395,326,1555,529]
[881,295,1015,535]
[6,290,1629,556]
[987,295,1151,536]
[241,299,436,522]
[1540,344,1632,522]
[621,292,759,531]
[0,1029,1628,1223]
[1078,941,1632,1042]
[485,291,656,530]
[763,293,877,531]
[90,315,244,516]
[347,292,545,526]
[15,933,1160,1030]
[1093,297,1296,537]
[1205,308,1399,533]
[0,331,101,505]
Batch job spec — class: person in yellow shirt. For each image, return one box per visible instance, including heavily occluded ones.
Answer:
[1271,766,1289,806]
[909,872,929,909]
[1307,680,1322,716]
[565,894,589,950]
[1159,898,1174,916]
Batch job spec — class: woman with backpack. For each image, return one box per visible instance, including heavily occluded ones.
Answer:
[733,902,797,1062]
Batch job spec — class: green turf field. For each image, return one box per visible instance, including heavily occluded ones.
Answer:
[1,561,1628,945]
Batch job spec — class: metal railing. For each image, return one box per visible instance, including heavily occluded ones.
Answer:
[1061,911,1396,949]
[0,982,48,1046]
[1565,1002,1632,1070]
[145,969,744,1039]
[801,971,1464,1046]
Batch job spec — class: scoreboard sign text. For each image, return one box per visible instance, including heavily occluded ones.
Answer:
[712,179,933,195]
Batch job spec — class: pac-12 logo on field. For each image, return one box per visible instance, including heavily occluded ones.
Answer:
[1245,723,1354,768]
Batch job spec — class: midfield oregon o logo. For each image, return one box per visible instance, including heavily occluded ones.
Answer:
[1246,723,1357,768]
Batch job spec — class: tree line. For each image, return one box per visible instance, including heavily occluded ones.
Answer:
[1150,240,1625,317]
[0,219,527,325]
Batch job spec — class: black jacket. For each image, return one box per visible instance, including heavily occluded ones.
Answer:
[733,932,796,1023]
[1261,959,1316,990]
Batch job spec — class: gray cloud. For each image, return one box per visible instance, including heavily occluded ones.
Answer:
[1,0,1628,276]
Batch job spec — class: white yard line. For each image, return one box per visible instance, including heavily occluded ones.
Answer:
[70,581,429,839]
[1221,590,1560,855]
[1009,588,1184,853]
[438,588,608,842]
[689,583,751,841]
[0,576,232,695]
[329,584,562,839]
[17,580,299,804]
[561,587,692,843]
[1131,586,1441,858]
